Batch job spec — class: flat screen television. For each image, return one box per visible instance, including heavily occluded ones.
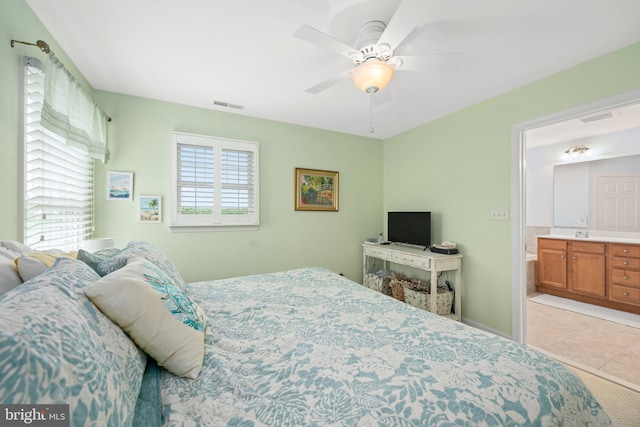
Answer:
[388,211,431,248]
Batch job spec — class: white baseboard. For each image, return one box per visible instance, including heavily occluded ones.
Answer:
[462,317,512,339]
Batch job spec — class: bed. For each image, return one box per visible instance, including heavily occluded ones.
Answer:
[149,266,611,426]
[0,241,611,426]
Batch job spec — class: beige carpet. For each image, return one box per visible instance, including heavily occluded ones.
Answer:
[570,366,640,426]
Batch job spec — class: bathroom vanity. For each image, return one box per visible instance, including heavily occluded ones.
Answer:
[537,235,640,314]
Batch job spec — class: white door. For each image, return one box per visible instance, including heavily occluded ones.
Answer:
[595,175,640,231]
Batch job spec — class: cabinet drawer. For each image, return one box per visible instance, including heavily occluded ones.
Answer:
[365,246,392,260]
[538,238,567,250]
[610,285,640,305]
[570,241,605,254]
[611,257,640,270]
[392,252,430,269]
[433,257,461,271]
[610,244,640,258]
[611,269,640,287]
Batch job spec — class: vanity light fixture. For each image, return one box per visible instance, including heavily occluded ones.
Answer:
[563,145,590,157]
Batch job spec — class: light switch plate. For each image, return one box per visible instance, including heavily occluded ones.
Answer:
[491,208,509,221]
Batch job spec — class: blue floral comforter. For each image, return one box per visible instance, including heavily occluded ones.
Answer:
[156,267,610,426]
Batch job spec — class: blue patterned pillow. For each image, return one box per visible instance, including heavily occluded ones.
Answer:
[103,241,186,290]
[77,247,122,276]
[97,255,128,276]
[0,258,146,426]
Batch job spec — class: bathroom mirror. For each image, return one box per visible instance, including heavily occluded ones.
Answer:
[553,154,640,229]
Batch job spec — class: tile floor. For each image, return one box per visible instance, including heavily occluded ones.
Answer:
[527,294,640,390]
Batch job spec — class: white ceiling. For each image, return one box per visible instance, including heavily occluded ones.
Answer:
[25,0,640,140]
[526,101,640,149]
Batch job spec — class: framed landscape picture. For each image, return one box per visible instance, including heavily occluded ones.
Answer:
[295,168,339,211]
[138,195,161,223]
[106,171,134,201]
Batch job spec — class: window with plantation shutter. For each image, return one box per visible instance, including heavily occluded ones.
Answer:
[21,57,94,250]
[171,132,259,230]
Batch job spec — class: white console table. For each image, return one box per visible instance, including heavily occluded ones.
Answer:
[362,242,463,321]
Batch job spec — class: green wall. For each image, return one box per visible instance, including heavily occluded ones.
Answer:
[93,92,383,283]
[384,42,640,333]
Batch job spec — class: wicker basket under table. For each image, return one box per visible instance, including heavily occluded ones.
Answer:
[404,287,454,315]
[363,272,393,296]
[389,276,427,302]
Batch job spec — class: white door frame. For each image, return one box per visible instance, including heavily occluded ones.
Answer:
[510,89,640,344]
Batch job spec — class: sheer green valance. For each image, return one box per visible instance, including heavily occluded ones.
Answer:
[41,53,110,163]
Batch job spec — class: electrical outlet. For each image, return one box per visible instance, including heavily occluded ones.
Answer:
[491,208,509,221]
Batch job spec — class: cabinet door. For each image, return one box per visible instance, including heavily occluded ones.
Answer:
[538,248,567,289]
[570,253,606,297]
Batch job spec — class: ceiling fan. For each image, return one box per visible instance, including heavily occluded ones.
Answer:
[293,0,464,96]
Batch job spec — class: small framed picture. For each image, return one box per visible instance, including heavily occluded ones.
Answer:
[295,168,339,211]
[106,171,134,201]
[138,195,161,223]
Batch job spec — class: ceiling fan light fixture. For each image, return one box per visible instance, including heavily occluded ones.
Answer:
[350,60,395,93]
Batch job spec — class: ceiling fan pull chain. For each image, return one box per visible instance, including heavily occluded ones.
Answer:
[369,91,375,134]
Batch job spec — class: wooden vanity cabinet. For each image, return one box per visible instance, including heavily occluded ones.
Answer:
[568,241,606,297]
[537,238,640,314]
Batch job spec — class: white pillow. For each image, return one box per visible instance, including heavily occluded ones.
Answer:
[0,240,32,255]
[85,258,205,379]
[14,255,48,282]
[14,251,78,282]
[0,246,21,262]
[0,258,22,294]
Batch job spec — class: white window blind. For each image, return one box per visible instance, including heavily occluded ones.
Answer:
[171,132,259,229]
[177,143,214,216]
[22,57,94,250]
[221,148,257,216]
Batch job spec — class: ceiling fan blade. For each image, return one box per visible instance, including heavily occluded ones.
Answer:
[376,0,421,51]
[304,70,351,94]
[293,24,358,59]
[394,53,464,73]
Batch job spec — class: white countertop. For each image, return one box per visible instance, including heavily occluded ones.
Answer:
[539,230,640,245]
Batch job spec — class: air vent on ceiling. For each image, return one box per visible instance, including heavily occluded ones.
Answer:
[213,100,244,110]
[579,111,614,124]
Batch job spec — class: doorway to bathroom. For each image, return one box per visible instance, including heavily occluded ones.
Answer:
[511,90,640,389]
